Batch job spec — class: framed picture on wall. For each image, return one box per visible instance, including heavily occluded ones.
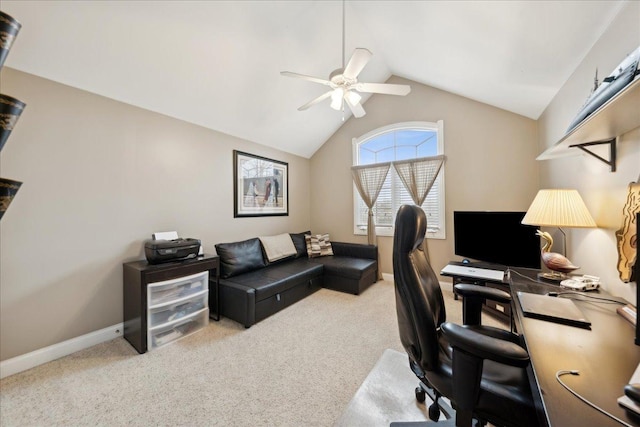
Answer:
[234,150,289,217]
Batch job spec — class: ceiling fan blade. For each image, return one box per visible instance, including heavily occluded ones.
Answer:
[345,96,366,118]
[298,90,333,111]
[355,82,411,96]
[280,71,332,86]
[342,48,373,80]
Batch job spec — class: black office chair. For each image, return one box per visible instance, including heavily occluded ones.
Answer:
[392,204,538,427]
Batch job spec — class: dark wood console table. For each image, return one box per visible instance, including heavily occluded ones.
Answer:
[509,269,640,427]
[123,254,220,353]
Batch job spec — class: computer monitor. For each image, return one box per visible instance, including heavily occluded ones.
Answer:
[453,211,541,269]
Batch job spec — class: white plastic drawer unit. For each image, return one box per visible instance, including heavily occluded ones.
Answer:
[146,271,209,350]
[147,271,208,306]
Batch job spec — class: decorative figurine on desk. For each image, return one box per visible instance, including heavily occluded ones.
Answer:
[537,230,580,281]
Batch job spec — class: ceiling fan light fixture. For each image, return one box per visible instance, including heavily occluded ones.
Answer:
[345,90,361,106]
[330,88,344,110]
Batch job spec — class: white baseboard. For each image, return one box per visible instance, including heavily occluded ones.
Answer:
[0,323,124,379]
[381,272,452,292]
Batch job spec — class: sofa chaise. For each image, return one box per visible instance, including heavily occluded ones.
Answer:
[212,232,378,328]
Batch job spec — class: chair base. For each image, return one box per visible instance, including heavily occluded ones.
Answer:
[403,382,485,427]
[390,420,455,426]
[418,381,455,421]
[390,418,483,426]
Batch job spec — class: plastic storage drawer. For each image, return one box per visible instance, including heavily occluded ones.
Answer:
[148,308,208,350]
[147,271,208,306]
[148,291,208,327]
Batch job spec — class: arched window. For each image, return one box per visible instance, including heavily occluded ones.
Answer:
[352,121,445,239]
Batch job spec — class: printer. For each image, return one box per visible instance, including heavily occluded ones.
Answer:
[144,238,201,264]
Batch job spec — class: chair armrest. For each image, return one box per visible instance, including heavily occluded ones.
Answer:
[330,241,377,260]
[441,322,529,367]
[441,321,530,417]
[454,283,511,304]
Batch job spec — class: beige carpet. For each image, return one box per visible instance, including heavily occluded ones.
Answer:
[0,281,504,426]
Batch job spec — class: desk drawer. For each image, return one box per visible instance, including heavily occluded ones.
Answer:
[484,298,511,318]
[484,281,511,320]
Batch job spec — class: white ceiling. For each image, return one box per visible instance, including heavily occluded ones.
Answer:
[1,1,624,158]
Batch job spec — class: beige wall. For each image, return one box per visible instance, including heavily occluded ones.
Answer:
[4,3,637,362]
[310,76,540,276]
[537,1,640,302]
[0,68,311,360]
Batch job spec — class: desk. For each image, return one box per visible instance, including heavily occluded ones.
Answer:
[510,269,640,427]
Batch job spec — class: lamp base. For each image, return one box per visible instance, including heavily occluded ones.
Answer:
[537,272,569,283]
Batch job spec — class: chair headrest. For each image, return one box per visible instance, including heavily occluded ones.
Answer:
[394,205,427,253]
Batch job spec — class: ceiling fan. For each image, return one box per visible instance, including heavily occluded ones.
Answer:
[280,2,411,118]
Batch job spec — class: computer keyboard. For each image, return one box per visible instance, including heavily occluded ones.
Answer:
[440,264,505,281]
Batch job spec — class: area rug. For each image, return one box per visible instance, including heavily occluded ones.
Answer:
[334,348,434,426]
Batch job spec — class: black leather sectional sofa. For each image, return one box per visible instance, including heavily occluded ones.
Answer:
[213,232,378,328]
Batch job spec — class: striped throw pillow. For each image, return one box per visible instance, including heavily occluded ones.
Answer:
[305,233,334,258]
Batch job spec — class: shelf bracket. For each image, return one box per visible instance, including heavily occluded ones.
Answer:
[569,138,617,172]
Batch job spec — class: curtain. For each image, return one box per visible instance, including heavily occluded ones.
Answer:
[351,162,391,245]
[392,155,445,260]
[393,155,445,206]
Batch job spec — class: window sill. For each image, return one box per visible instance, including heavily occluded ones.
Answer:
[354,229,445,240]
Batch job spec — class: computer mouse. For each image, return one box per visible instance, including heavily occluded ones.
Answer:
[624,383,640,403]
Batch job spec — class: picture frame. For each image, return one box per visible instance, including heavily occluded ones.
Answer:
[234,150,288,217]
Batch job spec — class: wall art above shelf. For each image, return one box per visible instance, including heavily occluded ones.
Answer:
[537,77,640,172]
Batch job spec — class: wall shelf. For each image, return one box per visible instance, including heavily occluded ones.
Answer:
[537,77,640,171]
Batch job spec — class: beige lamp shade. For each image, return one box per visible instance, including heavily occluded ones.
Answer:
[522,189,597,228]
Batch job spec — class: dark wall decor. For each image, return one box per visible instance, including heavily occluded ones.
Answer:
[0,10,21,68]
[0,177,22,220]
[233,150,288,217]
[0,9,24,221]
[0,93,25,152]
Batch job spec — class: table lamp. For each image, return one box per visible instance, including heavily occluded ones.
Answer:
[522,189,597,281]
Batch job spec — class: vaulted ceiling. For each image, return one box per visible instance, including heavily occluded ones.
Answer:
[1,1,624,158]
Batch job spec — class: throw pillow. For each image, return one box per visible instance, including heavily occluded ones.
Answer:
[290,230,311,258]
[215,238,267,278]
[305,233,334,258]
[259,233,298,263]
